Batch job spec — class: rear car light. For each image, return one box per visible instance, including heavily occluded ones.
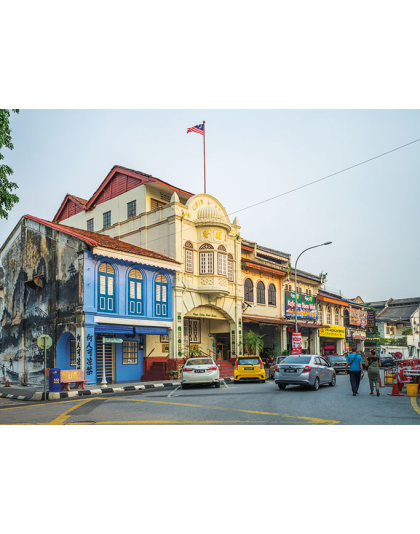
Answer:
[259,360,263,369]
[183,367,194,372]
[275,365,280,372]
[207,366,217,371]
[302,365,312,373]
[235,360,238,370]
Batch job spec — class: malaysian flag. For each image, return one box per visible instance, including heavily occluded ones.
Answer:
[187,124,204,135]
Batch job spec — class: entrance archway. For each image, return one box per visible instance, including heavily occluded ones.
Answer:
[56,332,76,370]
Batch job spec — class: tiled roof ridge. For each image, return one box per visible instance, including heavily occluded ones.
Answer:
[24,215,180,264]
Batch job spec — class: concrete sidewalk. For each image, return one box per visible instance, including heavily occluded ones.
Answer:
[0,377,234,402]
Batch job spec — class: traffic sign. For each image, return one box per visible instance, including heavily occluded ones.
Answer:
[37,335,52,349]
[102,337,123,344]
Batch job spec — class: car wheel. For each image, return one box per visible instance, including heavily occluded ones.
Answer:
[261,379,265,383]
[311,376,320,391]
[329,373,336,387]
[181,383,188,390]
[278,384,286,390]
[214,382,220,388]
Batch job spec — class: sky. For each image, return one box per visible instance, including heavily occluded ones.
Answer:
[2,109,419,301]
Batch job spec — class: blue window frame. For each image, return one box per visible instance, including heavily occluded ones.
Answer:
[155,274,168,317]
[128,269,143,315]
[98,262,115,313]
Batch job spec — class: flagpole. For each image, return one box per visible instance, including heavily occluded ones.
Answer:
[203,120,206,194]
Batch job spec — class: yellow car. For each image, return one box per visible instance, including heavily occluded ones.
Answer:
[234,356,266,383]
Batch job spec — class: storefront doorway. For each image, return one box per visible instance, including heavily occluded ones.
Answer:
[96,337,115,383]
[215,333,230,360]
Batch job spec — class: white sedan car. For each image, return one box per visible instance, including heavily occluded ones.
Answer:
[181,357,220,389]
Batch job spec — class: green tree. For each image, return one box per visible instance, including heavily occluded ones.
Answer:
[243,330,264,355]
[0,109,20,219]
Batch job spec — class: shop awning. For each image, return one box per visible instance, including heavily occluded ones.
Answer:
[95,325,168,335]
[96,325,137,335]
[243,315,288,325]
[135,326,168,335]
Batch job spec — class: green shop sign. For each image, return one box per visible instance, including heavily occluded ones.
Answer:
[285,291,317,320]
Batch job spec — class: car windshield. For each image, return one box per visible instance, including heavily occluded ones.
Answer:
[187,358,214,366]
[238,358,260,365]
[328,356,346,362]
[380,356,393,360]
[276,357,285,364]
[282,356,311,364]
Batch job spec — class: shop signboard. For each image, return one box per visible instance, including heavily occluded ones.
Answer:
[367,309,376,335]
[285,291,317,320]
[351,330,366,340]
[292,331,302,355]
[349,307,368,328]
[319,325,345,338]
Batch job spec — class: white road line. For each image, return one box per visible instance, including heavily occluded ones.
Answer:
[168,386,180,398]
[222,379,229,389]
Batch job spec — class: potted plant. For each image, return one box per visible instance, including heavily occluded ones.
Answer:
[243,330,264,356]
[166,369,178,380]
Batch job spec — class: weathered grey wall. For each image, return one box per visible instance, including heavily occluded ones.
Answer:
[0,218,85,385]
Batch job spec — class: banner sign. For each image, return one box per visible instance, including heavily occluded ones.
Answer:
[367,309,376,335]
[285,291,317,320]
[319,325,346,338]
[351,330,366,340]
[349,307,367,327]
[102,337,123,344]
[292,331,302,355]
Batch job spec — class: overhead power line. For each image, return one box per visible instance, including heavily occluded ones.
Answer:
[142,136,420,247]
[228,137,420,217]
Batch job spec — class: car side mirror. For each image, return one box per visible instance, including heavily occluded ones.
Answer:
[216,364,221,367]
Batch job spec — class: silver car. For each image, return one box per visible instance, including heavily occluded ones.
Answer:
[274,355,336,391]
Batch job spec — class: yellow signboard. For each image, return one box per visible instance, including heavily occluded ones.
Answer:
[319,325,346,338]
[61,370,81,381]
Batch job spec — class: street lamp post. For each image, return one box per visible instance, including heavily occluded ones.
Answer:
[294,242,332,339]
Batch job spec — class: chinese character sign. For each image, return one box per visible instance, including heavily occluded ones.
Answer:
[285,291,317,320]
[292,331,302,355]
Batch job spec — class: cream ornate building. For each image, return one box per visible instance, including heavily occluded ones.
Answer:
[53,166,243,374]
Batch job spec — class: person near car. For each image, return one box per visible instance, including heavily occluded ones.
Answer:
[346,350,364,396]
[366,349,381,396]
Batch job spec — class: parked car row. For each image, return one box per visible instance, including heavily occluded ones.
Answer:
[180,354,338,392]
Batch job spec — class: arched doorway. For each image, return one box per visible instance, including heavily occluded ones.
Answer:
[56,332,76,370]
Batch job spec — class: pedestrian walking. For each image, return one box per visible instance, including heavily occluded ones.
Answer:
[345,350,364,396]
[366,349,381,396]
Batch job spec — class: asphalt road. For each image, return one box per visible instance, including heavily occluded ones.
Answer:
[1,374,419,425]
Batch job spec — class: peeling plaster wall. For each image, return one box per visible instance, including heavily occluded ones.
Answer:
[0,218,85,385]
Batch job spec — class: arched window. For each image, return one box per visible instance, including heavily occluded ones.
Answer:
[128,269,143,315]
[257,281,265,304]
[326,306,331,325]
[268,283,276,305]
[199,244,214,274]
[228,253,234,282]
[98,262,115,313]
[218,245,227,276]
[244,278,254,303]
[185,241,193,273]
[318,305,323,324]
[155,274,168,317]
[335,307,339,325]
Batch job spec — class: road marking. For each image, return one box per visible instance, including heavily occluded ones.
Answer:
[0,398,90,411]
[222,379,229,389]
[65,420,271,425]
[410,397,420,415]
[168,386,180,398]
[48,398,97,425]
[109,397,340,424]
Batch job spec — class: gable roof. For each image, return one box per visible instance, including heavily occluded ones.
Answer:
[25,215,180,265]
[377,304,419,322]
[53,194,88,223]
[53,165,194,223]
[86,165,193,210]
